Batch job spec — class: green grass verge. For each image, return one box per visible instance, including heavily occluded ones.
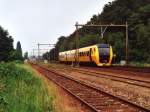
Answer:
[0,63,54,112]
[129,62,150,67]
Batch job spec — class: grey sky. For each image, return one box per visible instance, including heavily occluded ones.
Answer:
[0,0,113,55]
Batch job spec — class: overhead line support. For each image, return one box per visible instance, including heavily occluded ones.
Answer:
[75,21,129,66]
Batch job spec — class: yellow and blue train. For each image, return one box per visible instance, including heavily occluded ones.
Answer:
[59,44,113,66]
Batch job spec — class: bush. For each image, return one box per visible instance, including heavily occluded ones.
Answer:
[0,63,54,112]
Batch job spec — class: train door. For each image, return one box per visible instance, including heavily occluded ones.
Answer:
[89,48,92,62]
[65,53,67,61]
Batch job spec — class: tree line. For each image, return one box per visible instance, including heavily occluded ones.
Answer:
[44,0,150,63]
[0,26,28,62]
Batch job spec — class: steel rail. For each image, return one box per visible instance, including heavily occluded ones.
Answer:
[71,68,150,88]
[48,65,150,88]
[31,63,150,112]
[83,66,150,73]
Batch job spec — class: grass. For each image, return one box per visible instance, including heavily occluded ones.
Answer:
[0,63,54,112]
[129,62,150,67]
[24,63,83,112]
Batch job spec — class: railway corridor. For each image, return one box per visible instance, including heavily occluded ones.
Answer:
[39,65,150,108]
[32,65,149,112]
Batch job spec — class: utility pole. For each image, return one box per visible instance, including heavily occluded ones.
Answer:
[75,22,80,67]
[33,49,50,60]
[33,49,34,57]
[37,43,55,62]
[38,43,40,60]
[125,22,129,65]
[75,22,129,66]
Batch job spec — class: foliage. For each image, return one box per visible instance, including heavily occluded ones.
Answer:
[43,0,150,63]
[128,4,150,62]
[16,41,23,60]
[0,26,14,62]
[24,52,28,60]
[0,26,24,62]
[79,34,100,48]
[0,63,54,112]
[42,48,57,61]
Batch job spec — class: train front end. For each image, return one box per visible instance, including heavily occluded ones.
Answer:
[97,44,113,66]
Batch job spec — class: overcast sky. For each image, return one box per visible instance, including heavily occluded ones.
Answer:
[0,0,113,55]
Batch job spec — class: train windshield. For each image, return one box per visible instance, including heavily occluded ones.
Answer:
[99,47,110,55]
[98,46,110,63]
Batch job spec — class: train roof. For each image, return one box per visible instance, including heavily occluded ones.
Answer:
[59,44,110,53]
[97,44,110,48]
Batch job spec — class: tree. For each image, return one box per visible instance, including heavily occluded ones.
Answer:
[128,4,150,62]
[16,41,23,60]
[24,52,28,60]
[0,26,14,61]
[79,34,101,48]
[48,0,150,63]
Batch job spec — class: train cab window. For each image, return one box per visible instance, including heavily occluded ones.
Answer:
[87,51,89,56]
[79,52,80,56]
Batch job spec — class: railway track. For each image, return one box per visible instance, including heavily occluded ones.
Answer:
[71,67,150,89]
[82,66,150,74]
[44,64,150,89]
[31,63,149,112]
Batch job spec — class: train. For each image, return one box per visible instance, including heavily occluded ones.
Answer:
[59,44,113,66]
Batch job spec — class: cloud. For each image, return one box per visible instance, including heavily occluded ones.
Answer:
[0,0,113,55]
